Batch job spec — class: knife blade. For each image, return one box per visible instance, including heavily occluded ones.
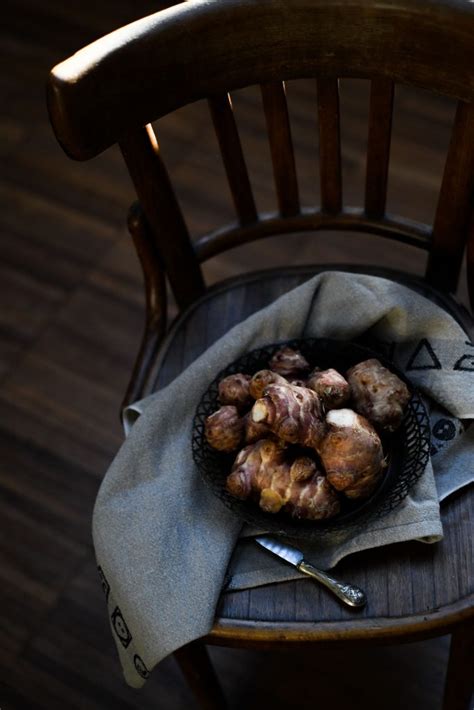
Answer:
[255,535,367,608]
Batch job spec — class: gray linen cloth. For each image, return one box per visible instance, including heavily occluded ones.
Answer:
[92,272,474,687]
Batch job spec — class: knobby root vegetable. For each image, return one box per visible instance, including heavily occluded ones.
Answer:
[244,413,273,444]
[218,373,252,411]
[205,405,243,452]
[347,358,410,431]
[269,346,310,378]
[289,456,318,482]
[288,378,306,388]
[251,382,325,449]
[249,369,288,400]
[226,439,340,520]
[317,409,385,499]
[306,368,350,409]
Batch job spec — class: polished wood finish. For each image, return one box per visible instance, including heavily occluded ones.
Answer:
[365,79,394,217]
[47,0,474,160]
[426,101,474,293]
[119,124,205,309]
[208,94,258,226]
[260,81,299,217]
[317,78,342,213]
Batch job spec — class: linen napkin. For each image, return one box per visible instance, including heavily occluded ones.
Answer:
[92,272,474,687]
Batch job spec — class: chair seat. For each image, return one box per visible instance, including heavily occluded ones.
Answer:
[151,265,474,645]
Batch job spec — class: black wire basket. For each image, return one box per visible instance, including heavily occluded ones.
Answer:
[192,338,431,542]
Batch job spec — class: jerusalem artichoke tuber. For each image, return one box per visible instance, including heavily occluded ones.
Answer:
[249,369,288,400]
[347,358,410,431]
[269,346,310,378]
[244,412,273,444]
[226,439,340,520]
[218,373,252,411]
[209,349,402,518]
[317,408,385,499]
[205,405,244,452]
[251,382,325,449]
[306,368,350,409]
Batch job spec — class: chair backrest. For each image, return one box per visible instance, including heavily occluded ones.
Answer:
[47,0,474,312]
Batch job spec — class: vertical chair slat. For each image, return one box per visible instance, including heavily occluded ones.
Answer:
[426,101,474,293]
[365,79,394,217]
[208,94,258,226]
[261,81,300,217]
[317,78,342,214]
[119,124,205,310]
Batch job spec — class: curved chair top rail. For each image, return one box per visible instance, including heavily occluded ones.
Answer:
[48,0,474,160]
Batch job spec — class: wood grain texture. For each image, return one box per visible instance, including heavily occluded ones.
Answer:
[3,0,474,706]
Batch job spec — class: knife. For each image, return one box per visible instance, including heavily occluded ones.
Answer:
[255,535,367,608]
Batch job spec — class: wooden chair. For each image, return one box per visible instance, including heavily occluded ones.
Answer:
[47,1,474,708]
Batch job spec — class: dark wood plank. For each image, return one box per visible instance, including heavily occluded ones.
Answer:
[426,101,474,292]
[208,93,258,226]
[3,1,474,706]
[317,78,342,213]
[260,81,300,217]
[119,124,205,309]
[365,79,394,217]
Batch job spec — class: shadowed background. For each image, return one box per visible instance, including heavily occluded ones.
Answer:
[1,0,467,707]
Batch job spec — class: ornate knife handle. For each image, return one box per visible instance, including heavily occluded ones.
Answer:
[297,560,367,608]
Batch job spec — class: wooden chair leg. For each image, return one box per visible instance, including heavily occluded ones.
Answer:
[443,623,474,710]
[174,641,227,710]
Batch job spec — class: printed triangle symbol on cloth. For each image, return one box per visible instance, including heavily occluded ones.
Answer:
[454,354,474,371]
[406,338,442,370]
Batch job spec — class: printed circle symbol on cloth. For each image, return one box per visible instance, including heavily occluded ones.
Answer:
[433,418,456,441]
[134,654,150,679]
[97,565,110,602]
[111,607,132,648]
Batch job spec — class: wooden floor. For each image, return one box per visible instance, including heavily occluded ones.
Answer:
[1,1,470,708]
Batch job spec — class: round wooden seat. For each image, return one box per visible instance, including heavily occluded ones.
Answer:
[151,265,474,646]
